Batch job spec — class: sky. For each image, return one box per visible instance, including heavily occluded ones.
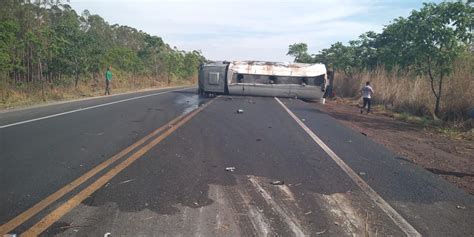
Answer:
[69,0,441,62]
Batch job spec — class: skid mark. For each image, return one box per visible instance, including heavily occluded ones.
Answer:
[50,186,243,236]
[248,176,307,237]
[235,188,271,237]
[276,185,296,201]
[315,192,368,236]
[209,185,241,236]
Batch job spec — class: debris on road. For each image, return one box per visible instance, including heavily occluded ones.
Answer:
[59,224,86,230]
[3,234,17,237]
[456,205,466,210]
[301,118,306,122]
[118,179,135,185]
[236,109,244,114]
[256,138,262,141]
[104,233,111,237]
[359,172,366,176]
[270,180,285,185]
[315,229,327,235]
[84,132,104,136]
[304,211,312,215]
[225,167,236,172]
[361,132,367,136]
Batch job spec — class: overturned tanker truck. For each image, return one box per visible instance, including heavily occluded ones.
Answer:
[198,61,328,100]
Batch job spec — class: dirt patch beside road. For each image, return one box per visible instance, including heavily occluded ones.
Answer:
[315,99,474,195]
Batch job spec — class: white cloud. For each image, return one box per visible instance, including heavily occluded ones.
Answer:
[69,0,422,62]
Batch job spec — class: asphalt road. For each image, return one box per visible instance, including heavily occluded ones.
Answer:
[0,88,473,236]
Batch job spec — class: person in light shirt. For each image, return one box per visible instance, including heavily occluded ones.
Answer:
[360,81,374,114]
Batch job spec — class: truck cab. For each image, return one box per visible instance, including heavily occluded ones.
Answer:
[198,62,229,97]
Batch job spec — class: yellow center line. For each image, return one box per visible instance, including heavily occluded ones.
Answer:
[0,107,190,235]
[21,99,213,236]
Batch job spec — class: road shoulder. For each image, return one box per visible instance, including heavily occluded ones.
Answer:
[315,99,474,195]
[0,85,191,113]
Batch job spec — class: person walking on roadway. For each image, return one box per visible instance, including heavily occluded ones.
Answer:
[104,66,113,95]
[360,81,374,114]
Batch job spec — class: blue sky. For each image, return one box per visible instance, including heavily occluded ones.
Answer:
[69,0,441,62]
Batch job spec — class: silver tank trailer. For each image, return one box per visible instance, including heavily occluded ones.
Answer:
[198,61,327,100]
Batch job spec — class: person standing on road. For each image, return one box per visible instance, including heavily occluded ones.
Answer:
[104,66,112,95]
[360,81,374,114]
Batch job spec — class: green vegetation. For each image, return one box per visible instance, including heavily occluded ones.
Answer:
[287,1,473,121]
[0,0,205,107]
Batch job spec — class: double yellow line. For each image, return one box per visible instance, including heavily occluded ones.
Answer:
[0,99,213,236]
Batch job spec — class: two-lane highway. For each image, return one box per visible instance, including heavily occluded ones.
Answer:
[0,87,207,234]
[1,88,473,236]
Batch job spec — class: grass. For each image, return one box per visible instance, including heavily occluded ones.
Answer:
[332,56,473,121]
[331,56,473,140]
[332,95,473,140]
[373,102,472,140]
[392,112,432,126]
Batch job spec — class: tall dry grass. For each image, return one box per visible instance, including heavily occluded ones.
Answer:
[0,74,196,109]
[332,57,474,122]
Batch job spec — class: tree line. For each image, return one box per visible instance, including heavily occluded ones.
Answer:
[287,1,472,117]
[0,0,205,89]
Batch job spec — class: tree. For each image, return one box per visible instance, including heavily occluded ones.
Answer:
[405,2,473,118]
[0,20,18,74]
[350,31,379,70]
[0,0,205,96]
[287,43,312,63]
[292,2,472,118]
[183,50,204,78]
[318,42,358,77]
[139,35,164,77]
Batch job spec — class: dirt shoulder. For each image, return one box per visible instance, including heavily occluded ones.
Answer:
[315,99,474,195]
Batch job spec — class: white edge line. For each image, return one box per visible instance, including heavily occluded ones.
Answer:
[0,88,190,129]
[274,97,421,237]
